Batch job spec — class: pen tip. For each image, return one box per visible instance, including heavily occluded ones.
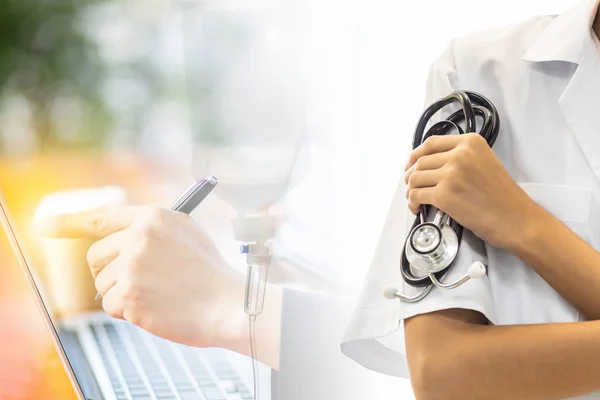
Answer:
[208,175,218,185]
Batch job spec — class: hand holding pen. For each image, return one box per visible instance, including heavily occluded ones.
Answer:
[38,175,248,350]
[91,176,219,300]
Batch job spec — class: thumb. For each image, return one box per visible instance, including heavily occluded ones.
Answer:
[36,206,136,239]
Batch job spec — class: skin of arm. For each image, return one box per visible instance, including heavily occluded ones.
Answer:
[510,205,600,321]
[405,309,600,400]
[222,279,283,370]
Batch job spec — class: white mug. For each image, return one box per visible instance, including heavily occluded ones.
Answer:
[34,186,127,318]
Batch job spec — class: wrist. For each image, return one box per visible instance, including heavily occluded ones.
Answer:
[505,200,555,256]
[203,267,283,370]
[209,272,249,350]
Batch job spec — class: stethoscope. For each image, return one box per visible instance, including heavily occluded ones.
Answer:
[384,90,500,303]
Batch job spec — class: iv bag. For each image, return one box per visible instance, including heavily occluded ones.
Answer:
[180,0,307,216]
[193,144,300,215]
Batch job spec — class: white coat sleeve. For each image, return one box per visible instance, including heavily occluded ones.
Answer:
[340,43,497,378]
[274,289,410,400]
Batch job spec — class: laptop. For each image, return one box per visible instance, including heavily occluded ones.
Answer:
[0,199,269,400]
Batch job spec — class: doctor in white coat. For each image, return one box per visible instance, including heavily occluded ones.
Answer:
[343,0,600,399]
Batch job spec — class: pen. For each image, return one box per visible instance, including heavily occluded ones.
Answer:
[95,176,218,300]
[170,176,219,214]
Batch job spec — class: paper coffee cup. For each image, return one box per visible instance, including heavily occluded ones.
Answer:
[34,186,127,318]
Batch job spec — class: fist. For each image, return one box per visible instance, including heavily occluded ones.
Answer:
[404,133,541,250]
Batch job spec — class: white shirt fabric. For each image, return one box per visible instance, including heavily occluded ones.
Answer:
[342,0,600,398]
[276,290,407,400]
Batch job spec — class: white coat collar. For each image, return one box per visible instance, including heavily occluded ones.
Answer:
[522,0,600,63]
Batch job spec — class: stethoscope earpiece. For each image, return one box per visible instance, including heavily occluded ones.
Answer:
[382,287,400,300]
[467,261,487,279]
[382,284,433,303]
[383,261,487,302]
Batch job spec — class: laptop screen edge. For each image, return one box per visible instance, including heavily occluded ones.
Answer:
[0,199,87,400]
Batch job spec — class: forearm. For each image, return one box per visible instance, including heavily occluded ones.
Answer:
[407,312,600,400]
[509,205,600,320]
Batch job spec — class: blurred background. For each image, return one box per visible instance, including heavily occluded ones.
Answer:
[0,0,584,398]
[0,0,585,289]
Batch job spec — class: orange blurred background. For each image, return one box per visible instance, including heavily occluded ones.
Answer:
[0,0,191,395]
[0,0,293,397]
[0,151,186,399]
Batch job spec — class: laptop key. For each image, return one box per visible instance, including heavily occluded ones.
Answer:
[220,380,238,393]
[200,385,226,400]
[153,389,174,397]
[153,382,170,390]
[196,377,214,386]
[129,388,149,396]
[235,383,247,392]
[128,383,146,390]
[177,387,197,393]
[179,393,202,400]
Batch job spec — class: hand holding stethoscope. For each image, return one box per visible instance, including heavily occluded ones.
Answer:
[385,91,540,303]
[404,133,536,252]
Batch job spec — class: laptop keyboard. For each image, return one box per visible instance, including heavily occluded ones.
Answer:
[89,320,254,400]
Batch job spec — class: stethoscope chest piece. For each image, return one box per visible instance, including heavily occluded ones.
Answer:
[405,222,459,274]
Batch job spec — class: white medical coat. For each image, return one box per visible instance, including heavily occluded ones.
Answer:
[342,0,600,399]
